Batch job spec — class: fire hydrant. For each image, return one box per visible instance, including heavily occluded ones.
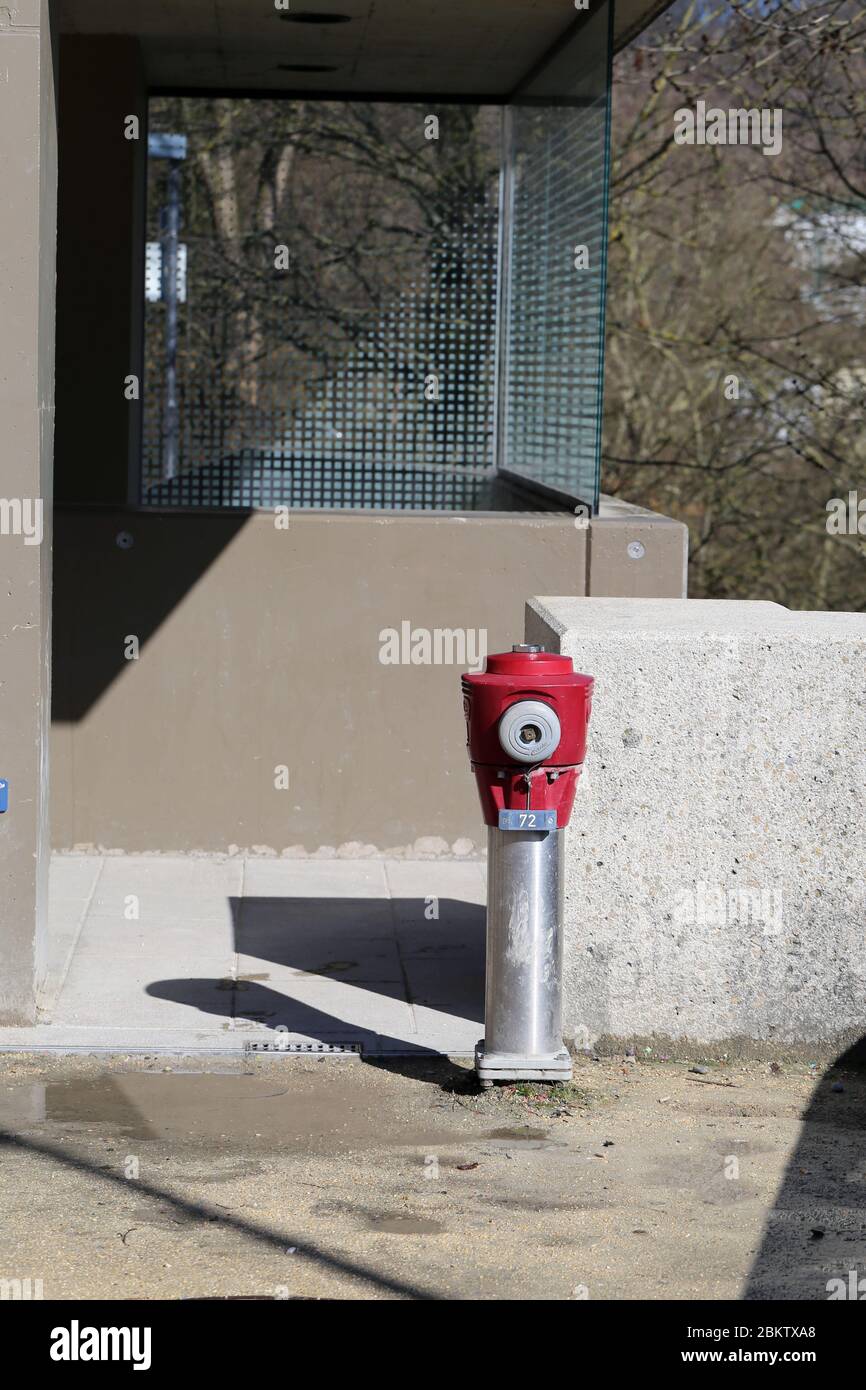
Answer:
[462,644,593,1086]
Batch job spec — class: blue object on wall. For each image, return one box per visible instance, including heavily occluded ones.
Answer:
[0,780,7,813]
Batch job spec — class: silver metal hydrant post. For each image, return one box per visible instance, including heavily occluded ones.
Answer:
[476,827,570,1086]
[461,642,594,1090]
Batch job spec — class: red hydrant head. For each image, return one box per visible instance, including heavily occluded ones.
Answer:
[462,644,594,830]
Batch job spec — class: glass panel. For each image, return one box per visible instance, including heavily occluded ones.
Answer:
[142,100,501,510]
[498,1,614,513]
[140,17,614,517]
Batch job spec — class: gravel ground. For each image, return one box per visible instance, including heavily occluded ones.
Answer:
[0,1050,862,1301]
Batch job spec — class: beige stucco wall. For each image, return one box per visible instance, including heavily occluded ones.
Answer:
[0,0,56,1022]
[51,504,686,853]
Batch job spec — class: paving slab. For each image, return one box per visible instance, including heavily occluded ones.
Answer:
[7,855,486,1055]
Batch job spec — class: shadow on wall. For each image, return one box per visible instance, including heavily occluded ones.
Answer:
[745,1039,866,1300]
[52,508,249,721]
[146,895,485,1077]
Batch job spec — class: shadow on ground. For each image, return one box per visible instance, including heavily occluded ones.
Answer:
[0,1125,441,1300]
[745,1038,866,1300]
[146,895,484,1084]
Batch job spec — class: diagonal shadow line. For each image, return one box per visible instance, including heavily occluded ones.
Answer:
[52,510,252,721]
[0,1129,441,1302]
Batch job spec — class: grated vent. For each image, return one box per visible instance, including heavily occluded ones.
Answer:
[243,1039,363,1055]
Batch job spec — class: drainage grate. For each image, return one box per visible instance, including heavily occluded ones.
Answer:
[243,1040,363,1055]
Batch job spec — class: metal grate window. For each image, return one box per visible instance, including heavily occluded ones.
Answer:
[500,97,611,512]
[142,101,501,512]
[140,9,613,516]
[497,1,613,514]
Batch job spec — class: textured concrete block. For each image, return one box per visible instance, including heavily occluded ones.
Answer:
[525,598,866,1050]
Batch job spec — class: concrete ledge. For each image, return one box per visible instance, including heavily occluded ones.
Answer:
[590,495,688,599]
[526,598,866,1050]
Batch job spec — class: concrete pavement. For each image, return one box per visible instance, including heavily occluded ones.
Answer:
[0,854,485,1055]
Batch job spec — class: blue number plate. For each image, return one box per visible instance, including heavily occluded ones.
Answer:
[498,809,557,831]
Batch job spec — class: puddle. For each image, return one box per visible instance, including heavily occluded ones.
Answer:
[171,1162,265,1184]
[483,1127,550,1142]
[367,1213,444,1235]
[0,1072,468,1154]
[480,1125,567,1153]
[481,1196,577,1213]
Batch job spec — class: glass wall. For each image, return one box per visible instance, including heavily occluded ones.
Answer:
[141,4,612,513]
[498,0,613,513]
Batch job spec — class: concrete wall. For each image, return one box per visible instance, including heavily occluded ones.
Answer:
[0,1,57,1023]
[587,495,686,597]
[51,504,686,854]
[527,597,866,1052]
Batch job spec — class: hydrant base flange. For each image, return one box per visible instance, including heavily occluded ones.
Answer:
[475,1040,573,1084]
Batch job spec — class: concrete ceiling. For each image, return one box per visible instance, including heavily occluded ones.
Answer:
[55,0,674,97]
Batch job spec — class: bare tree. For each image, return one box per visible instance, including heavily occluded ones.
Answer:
[604,0,866,609]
